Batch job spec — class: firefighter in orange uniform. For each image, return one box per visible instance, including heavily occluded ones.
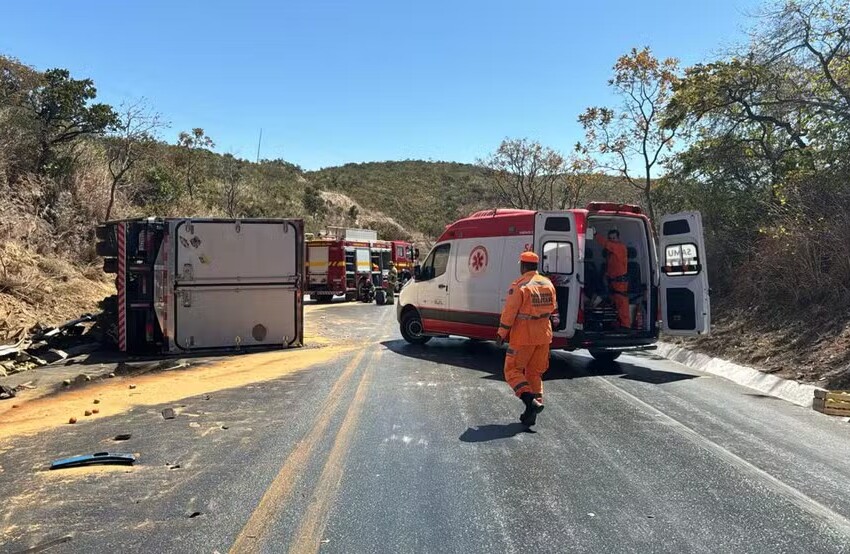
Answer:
[592,227,631,329]
[497,251,558,427]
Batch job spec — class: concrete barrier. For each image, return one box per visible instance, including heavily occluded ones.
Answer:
[655,342,823,408]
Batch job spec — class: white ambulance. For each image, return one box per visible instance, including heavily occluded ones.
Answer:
[396,203,710,361]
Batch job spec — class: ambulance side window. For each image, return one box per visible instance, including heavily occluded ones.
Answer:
[663,243,701,276]
[419,244,451,281]
[541,241,574,275]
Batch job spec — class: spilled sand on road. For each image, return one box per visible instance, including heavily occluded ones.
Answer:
[0,339,357,442]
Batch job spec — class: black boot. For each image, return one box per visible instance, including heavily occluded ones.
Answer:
[519,392,544,427]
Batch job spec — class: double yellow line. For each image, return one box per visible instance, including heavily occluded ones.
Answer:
[230,333,382,553]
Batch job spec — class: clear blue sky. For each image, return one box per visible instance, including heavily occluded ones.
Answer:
[2,0,758,170]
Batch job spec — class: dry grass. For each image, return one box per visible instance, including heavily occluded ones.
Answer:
[0,240,113,340]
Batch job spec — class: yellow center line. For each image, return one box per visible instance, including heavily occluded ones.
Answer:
[288,349,381,554]
[229,349,368,554]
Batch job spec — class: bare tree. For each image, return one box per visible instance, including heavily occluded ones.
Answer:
[104,100,165,220]
[560,146,602,209]
[478,138,566,210]
[177,127,214,199]
[757,0,850,123]
[579,47,680,221]
[219,153,243,217]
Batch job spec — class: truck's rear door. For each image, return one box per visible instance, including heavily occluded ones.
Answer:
[534,211,580,339]
[171,219,303,350]
[307,244,329,288]
[659,211,710,336]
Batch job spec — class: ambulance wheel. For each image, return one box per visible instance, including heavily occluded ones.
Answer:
[401,312,431,345]
[589,350,621,363]
[345,292,356,302]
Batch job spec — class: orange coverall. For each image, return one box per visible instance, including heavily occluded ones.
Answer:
[595,235,631,328]
[497,271,558,402]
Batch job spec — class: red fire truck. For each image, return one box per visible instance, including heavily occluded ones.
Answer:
[306,234,374,303]
[306,229,417,302]
[391,240,418,285]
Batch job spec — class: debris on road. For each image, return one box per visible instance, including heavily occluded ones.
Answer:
[162,408,176,420]
[129,384,136,390]
[68,417,77,424]
[84,410,92,416]
[813,390,850,417]
[0,384,15,400]
[50,452,136,470]
[113,433,132,441]
[93,398,100,404]
[74,373,91,384]
[0,313,102,376]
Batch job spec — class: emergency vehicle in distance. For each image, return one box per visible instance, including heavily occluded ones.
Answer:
[396,203,710,361]
[306,227,416,303]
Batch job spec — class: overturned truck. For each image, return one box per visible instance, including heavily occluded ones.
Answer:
[97,218,304,354]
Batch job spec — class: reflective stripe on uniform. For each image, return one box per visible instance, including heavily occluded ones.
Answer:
[513,381,529,392]
[506,348,516,356]
[499,323,511,330]
[515,313,550,320]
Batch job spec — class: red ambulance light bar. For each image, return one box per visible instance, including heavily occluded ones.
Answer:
[586,202,643,214]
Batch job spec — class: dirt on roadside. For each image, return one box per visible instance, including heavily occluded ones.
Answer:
[0,302,377,442]
[680,301,850,390]
[0,240,114,342]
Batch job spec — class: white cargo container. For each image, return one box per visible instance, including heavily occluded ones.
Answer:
[99,217,304,353]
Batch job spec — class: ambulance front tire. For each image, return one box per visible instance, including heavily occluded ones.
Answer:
[589,350,621,363]
[401,311,431,345]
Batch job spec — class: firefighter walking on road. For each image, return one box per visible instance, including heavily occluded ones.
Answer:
[497,251,558,427]
[386,261,398,304]
[591,227,631,330]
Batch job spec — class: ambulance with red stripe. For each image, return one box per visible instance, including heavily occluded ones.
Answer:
[396,203,710,361]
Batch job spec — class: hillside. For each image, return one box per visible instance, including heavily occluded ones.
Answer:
[306,161,498,238]
[307,160,645,238]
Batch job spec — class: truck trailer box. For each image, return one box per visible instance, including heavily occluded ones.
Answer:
[98,217,304,354]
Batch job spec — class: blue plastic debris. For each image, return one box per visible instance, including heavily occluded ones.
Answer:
[50,452,136,470]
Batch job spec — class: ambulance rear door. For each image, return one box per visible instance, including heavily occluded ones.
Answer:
[659,211,711,336]
[534,212,580,338]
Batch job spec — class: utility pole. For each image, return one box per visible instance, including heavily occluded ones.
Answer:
[256,128,263,163]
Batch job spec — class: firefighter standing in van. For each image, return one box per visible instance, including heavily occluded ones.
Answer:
[591,227,631,329]
[496,251,558,427]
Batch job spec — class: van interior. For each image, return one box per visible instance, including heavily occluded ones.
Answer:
[583,214,652,336]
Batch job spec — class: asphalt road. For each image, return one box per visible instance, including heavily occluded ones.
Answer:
[2,302,850,553]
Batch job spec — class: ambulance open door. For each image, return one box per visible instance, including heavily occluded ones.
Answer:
[659,211,711,336]
[534,211,580,338]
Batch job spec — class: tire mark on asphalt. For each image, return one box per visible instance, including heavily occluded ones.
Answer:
[287,349,381,554]
[594,375,850,539]
[228,349,367,554]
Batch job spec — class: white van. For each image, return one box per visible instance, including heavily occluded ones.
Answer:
[396,203,710,361]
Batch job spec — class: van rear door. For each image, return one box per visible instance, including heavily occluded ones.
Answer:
[534,212,580,338]
[659,211,711,336]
